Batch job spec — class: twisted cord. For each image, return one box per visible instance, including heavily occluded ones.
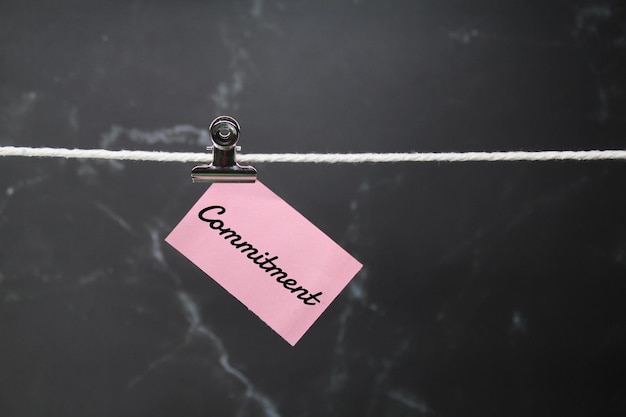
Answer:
[1,146,626,163]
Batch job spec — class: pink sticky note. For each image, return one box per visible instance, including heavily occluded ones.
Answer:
[165,181,362,345]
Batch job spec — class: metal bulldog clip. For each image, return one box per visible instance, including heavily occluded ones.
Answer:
[191,115,257,183]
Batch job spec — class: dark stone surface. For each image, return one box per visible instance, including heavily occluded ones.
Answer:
[1,0,626,416]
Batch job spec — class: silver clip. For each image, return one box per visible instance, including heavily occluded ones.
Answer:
[191,116,257,183]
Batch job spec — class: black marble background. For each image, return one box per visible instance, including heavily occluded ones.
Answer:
[1,1,626,416]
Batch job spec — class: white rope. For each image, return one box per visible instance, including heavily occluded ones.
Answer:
[1,146,626,163]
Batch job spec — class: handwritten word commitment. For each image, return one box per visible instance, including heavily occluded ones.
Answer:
[198,205,323,306]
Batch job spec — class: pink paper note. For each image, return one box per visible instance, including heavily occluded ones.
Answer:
[165,181,362,345]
